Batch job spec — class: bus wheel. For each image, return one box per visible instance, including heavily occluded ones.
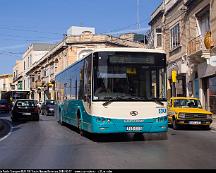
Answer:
[172,118,179,130]
[77,113,84,136]
[58,110,63,125]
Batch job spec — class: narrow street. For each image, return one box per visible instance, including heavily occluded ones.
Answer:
[0,113,216,169]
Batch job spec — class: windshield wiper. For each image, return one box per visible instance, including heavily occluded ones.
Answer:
[130,96,147,100]
[151,98,164,106]
[102,96,125,106]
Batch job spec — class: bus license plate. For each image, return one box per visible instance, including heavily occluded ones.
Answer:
[126,126,143,131]
[189,121,201,125]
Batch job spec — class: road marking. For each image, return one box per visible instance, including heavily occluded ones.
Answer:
[0,119,13,142]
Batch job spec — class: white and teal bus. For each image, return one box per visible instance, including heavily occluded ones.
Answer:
[55,48,167,135]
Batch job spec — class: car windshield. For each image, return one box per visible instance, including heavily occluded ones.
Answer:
[173,99,202,108]
[16,100,37,107]
[46,100,56,105]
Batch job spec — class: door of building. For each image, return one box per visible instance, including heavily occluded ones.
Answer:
[194,79,199,98]
[209,76,216,114]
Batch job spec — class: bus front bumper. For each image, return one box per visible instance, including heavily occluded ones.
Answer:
[90,116,168,134]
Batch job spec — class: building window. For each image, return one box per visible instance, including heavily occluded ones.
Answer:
[196,6,210,37]
[43,69,46,77]
[28,57,30,68]
[50,64,54,75]
[32,77,34,82]
[30,55,32,66]
[3,83,6,90]
[156,28,162,48]
[170,23,180,50]
[24,61,26,70]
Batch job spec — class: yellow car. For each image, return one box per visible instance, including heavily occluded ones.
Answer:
[167,97,213,130]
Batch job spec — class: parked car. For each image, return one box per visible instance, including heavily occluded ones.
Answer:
[0,99,11,113]
[167,97,213,130]
[11,99,40,122]
[41,100,56,116]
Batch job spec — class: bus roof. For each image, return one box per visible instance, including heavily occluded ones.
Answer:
[56,47,166,77]
[91,48,166,54]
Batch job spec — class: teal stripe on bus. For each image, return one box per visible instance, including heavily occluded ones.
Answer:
[58,100,168,134]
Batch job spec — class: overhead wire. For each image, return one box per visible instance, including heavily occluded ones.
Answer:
[0,25,63,36]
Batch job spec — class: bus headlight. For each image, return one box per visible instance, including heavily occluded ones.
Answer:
[178,113,185,119]
[96,117,111,123]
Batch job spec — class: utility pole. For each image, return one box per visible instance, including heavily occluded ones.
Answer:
[137,0,141,29]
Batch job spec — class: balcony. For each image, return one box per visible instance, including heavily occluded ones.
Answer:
[187,35,211,63]
[30,82,36,90]
[150,2,164,24]
[165,0,178,14]
[35,80,43,88]
[13,72,23,82]
[184,0,202,7]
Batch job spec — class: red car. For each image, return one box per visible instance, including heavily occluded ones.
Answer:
[0,99,11,113]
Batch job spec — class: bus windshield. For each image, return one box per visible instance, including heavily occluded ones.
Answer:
[93,52,166,101]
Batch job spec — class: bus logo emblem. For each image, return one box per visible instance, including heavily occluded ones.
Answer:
[130,111,138,116]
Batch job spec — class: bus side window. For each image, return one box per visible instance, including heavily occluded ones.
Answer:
[84,55,92,103]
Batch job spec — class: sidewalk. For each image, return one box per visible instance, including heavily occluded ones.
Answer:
[211,114,216,130]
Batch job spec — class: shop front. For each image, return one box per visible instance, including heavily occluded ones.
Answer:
[198,58,216,113]
[167,59,188,99]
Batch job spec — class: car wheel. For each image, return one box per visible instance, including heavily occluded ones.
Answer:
[203,125,210,130]
[33,115,39,121]
[173,119,179,130]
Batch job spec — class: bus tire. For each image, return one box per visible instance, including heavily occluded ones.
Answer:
[172,118,179,130]
[77,111,84,136]
[58,109,64,125]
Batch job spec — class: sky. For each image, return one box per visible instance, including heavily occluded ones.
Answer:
[0,0,162,74]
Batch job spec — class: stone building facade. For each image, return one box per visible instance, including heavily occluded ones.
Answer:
[149,0,216,113]
[0,74,13,99]
[26,31,145,102]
